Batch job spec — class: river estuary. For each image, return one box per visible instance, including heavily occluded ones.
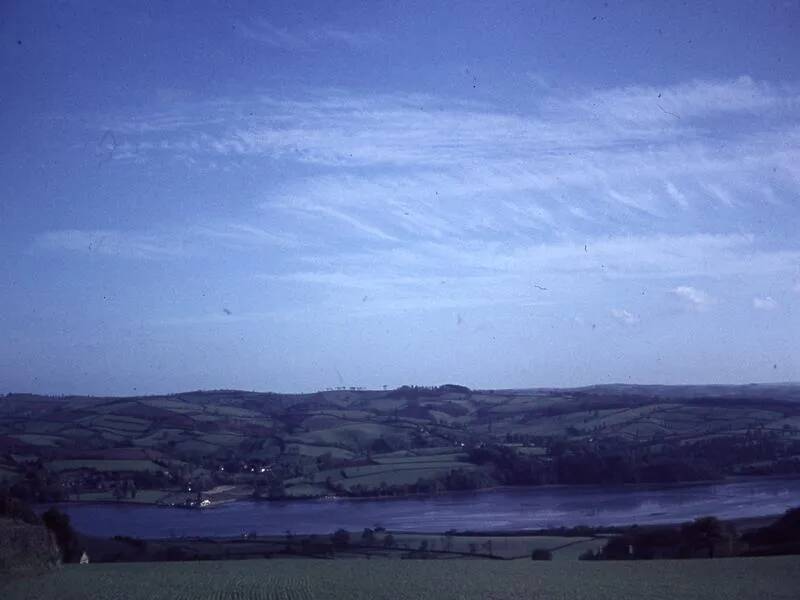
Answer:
[49,476,800,538]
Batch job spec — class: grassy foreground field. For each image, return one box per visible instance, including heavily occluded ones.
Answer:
[3,556,800,600]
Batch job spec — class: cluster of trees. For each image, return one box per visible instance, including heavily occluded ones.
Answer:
[60,469,169,502]
[468,432,800,488]
[741,507,800,556]
[3,464,66,503]
[679,433,800,476]
[41,507,80,563]
[324,468,493,499]
[252,478,286,500]
[580,509,800,561]
[387,384,471,401]
[3,458,180,505]
[286,528,396,557]
[604,517,737,560]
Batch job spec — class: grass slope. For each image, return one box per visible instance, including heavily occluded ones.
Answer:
[3,556,800,600]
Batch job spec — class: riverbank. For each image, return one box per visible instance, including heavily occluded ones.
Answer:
[51,473,800,510]
[43,476,800,539]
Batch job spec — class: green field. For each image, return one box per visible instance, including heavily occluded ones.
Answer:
[291,423,400,450]
[372,452,467,465]
[301,459,480,492]
[47,460,164,473]
[9,434,63,447]
[283,443,355,459]
[390,533,607,559]
[82,415,153,433]
[76,489,170,504]
[3,557,800,600]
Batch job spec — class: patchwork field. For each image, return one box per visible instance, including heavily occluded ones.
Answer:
[2,384,800,505]
[47,459,165,473]
[390,533,608,559]
[76,489,170,504]
[3,556,800,600]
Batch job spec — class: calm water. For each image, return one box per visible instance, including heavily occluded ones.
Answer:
[53,477,800,538]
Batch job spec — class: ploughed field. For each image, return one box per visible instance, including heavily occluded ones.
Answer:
[3,556,800,600]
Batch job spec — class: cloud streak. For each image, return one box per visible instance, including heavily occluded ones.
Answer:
[35,221,299,259]
[258,234,800,315]
[94,78,800,248]
[39,77,800,322]
[35,229,190,260]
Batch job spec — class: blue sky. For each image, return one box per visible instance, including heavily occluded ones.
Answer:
[1,1,799,395]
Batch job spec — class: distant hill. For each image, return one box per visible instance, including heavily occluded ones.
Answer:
[2,383,800,504]
[569,383,800,402]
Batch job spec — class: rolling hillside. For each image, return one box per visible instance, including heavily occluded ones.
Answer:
[2,384,800,504]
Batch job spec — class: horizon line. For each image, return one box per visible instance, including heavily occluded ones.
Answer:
[5,380,800,400]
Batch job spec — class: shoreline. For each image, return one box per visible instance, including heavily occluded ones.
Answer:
[43,472,800,510]
[79,512,783,543]
[35,475,800,540]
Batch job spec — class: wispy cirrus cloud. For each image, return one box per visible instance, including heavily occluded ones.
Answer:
[235,19,380,50]
[546,76,799,125]
[103,78,800,165]
[35,221,299,259]
[35,229,191,260]
[95,77,800,247]
[155,309,298,327]
[294,233,800,286]
[256,234,800,315]
[259,269,529,313]
[40,77,800,322]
